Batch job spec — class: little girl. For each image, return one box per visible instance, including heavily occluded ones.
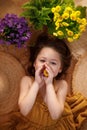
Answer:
[18,33,76,130]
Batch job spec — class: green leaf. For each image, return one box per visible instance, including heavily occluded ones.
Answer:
[22,2,31,8]
[76,6,87,18]
[47,22,55,34]
[62,0,75,6]
[21,0,87,35]
[50,0,62,7]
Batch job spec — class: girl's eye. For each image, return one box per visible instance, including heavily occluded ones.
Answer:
[50,62,56,65]
[40,59,45,62]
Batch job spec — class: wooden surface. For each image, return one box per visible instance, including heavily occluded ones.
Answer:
[0,0,28,17]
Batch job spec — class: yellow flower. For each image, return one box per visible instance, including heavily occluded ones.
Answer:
[57,16,63,22]
[81,18,87,25]
[79,25,86,32]
[76,18,82,23]
[70,12,77,21]
[53,13,60,21]
[55,21,60,29]
[73,33,80,39]
[53,32,58,36]
[56,26,59,30]
[62,12,69,19]
[65,7,73,12]
[51,7,56,13]
[67,37,74,42]
[57,31,64,36]
[60,23,63,27]
[55,5,61,12]
[75,11,81,17]
[66,28,68,31]
[62,22,69,27]
[51,4,87,42]
[52,6,61,13]
[67,30,74,36]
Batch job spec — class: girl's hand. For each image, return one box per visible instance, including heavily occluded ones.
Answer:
[43,64,54,85]
[35,66,45,88]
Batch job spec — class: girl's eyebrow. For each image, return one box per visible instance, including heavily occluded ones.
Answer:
[41,57,58,62]
[40,56,58,62]
[40,56,46,59]
[51,59,58,62]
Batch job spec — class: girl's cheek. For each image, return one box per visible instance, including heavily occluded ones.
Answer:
[35,63,43,70]
[54,68,59,75]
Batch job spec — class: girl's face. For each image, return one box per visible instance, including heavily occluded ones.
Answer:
[34,47,62,78]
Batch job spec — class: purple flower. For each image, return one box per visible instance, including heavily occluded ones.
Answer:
[0,13,31,47]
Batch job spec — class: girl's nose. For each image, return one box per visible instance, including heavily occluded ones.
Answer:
[45,62,49,66]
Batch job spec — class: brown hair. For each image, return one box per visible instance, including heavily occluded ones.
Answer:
[28,33,72,79]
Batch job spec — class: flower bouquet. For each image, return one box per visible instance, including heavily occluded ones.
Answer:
[0,14,31,47]
[21,0,87,42]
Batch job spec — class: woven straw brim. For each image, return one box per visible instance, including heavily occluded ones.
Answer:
[0,52,25,115]
[72,52,87,97]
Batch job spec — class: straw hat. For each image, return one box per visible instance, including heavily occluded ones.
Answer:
[0,51,25,115]
[72,52,87,97]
